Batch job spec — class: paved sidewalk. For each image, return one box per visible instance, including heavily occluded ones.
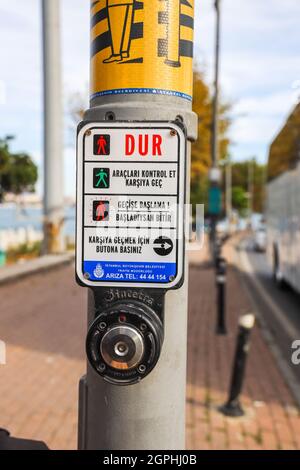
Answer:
[0,264,86,450]
[0,254,74,285]
[0,240,299,449]
[186,240,300,450]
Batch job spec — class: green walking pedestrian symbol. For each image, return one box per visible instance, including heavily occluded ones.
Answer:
[96,169,108,187]
[93,168,110,189]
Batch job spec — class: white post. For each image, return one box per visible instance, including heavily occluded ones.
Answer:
[42,0,64,254]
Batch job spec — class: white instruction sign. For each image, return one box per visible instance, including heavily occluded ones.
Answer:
[76,122,186,289]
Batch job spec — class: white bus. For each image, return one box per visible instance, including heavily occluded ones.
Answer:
[266,103,300,292]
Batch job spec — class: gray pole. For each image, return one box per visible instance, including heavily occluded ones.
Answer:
[78,1,197,450]
[79,284,190,450]
[248,157,254,225]
[226,158,232,221]
[209,0,221,251]
[42,0,64,254]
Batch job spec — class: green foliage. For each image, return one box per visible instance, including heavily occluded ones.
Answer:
[268,103,300,181]
[190,176,209,219]
[7,241,41,263]
[0,140,11,200]
[0,140,38,201]
[190,177,209,210]
[232,186,248,214]
[229,160,266,213]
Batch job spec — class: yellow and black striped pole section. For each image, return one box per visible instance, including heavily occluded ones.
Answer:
[90,0,194,103]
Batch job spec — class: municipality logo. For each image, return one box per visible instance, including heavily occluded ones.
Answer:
[93,264,105,279]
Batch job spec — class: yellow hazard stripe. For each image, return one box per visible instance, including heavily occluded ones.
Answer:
[181,25,194,42]
[91,19,109,42]
[181,4,193,17]
[91,7,144,42]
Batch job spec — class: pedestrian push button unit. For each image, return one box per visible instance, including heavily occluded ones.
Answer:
[86,301,164,385]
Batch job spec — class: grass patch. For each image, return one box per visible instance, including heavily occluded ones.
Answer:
[6,241,42,263]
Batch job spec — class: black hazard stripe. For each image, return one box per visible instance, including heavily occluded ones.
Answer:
[91,1,144,29]
[90,0,144,10]
[158,12,194,30]
[181,0,193,7]
[91,23,143,58]
[158,0,193,8]
[91,7,107,29]
[157,38,193,59]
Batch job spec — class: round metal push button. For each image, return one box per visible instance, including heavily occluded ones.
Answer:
[100,325,144,370]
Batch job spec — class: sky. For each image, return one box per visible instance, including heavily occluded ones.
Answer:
[0,0,300,197]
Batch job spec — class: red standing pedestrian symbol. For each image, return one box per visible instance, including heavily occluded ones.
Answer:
[97,136,107,155]
[93,134,111,156]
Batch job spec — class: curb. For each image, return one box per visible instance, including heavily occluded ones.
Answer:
[0,253,75,286]
[233,238,300,409]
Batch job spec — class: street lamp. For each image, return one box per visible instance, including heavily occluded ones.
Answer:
[209,0,221,252]
[211,0,220,170]
[4,135,15,142]
[248,157,255,226]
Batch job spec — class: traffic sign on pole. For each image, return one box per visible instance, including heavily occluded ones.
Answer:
[76,122,186,289]
[77,0,197,451]
[208,185,222,216]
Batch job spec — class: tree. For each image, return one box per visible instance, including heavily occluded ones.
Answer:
[228,159,266,213]
[69,91,86,125]
[0,140,10,178]
[0,140,38,202]
[268,103,300,181]
[191,70,231,211]
[232,186,248,214]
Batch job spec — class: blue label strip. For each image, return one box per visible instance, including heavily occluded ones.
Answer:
[91,88,192,102]
[84,261,177,284]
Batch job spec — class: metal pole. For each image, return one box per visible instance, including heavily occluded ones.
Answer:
[214,238,222,266]
[216,257,227,335]
[209,0,221,253]
[248,157,254,226]
[42,0,64,254]
[211,0,220,169]
[226,158,232,222]
[78,1,197,450]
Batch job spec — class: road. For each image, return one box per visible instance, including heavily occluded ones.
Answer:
[237,236,300,402]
